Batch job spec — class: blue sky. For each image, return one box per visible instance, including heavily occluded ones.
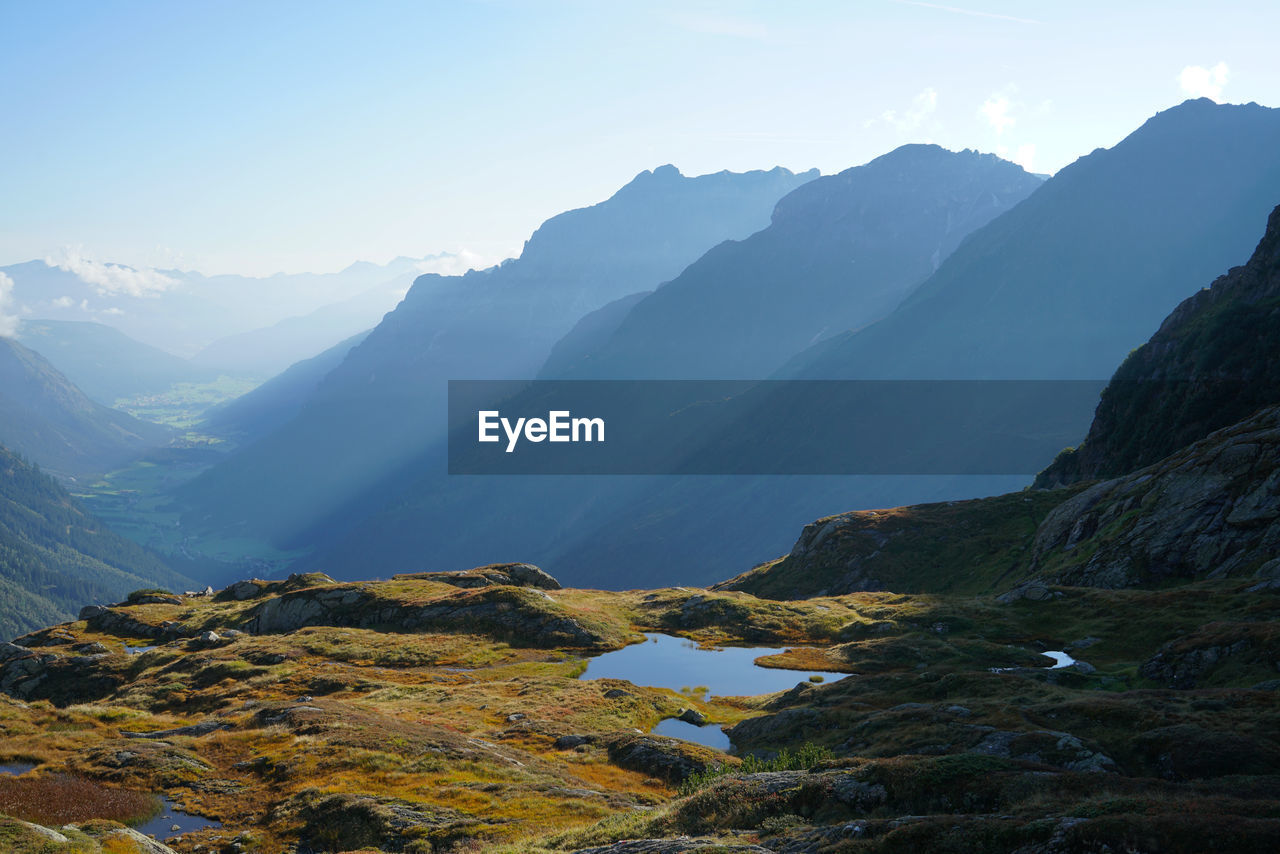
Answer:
[2,0,1277,276]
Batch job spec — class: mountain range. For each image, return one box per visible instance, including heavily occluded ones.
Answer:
[267,99,1280,588]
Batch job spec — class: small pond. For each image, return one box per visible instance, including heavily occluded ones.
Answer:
[651,718,731,751]
[580,633,849,698]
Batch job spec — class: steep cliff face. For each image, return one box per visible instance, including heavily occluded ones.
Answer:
[1039,203,1280,487]
[1029,403,1280,588]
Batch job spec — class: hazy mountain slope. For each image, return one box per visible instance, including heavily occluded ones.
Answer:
[177,165,817,546]
[0,443,189,639]
[292,104,1280,587]
[536,291,649,379]
[0,254,432,357]
[786,99,1280,381]
[191,274,408,376]
[0,338,170,477]
[554,146,1042,379]
[201,330,372,443]
[15,319,218,405]
[723,204,1280,600]
[1038,203,1280,485]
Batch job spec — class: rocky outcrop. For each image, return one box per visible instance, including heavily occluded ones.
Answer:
[715,490,1073,599]
[240,583,616,649]
[602,733,735,783]
[394,562,562,590]
[572,840,770,853]
[1031,405,1280,587]
[78,605,198,640]
[283,790,480,853]
[213,572,337,602]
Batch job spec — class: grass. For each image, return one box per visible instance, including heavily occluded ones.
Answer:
[0,773,160,827]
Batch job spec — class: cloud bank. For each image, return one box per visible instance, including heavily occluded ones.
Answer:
[0,273,20,337]
[1179,63,1230,101]
[48,249,178,297]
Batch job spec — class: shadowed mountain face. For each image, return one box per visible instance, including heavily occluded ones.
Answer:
[201,330,372,444]
[0,442,188,639]
[282,103,1280,588]
[0,337,170,477]
[176,166,818,544]
[1038,203,1280,486]
[550,145,1043,379]
[786,99,1280,381]
[15,319,219,405]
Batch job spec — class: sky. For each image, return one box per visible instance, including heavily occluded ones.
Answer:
[2,0,1278,277]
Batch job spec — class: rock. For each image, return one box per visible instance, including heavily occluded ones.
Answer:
[394,562,562,590]
[555,735,591,749]
[226,580,264,600]
[287,790,475,853]
[10,819,68,844]
[96,826,181,853]
[72,641,110,654]
[604,733,733,783]
[507,713,527,723]
[571,839,770,853]
[78,604,108,620]
[604,688,635,700]
[122,720,233,739]
[199,631,221,643]
[1069,660,1097,675]
[240,583,613,649]
[944,705,972,717]
[203,586,214,595]
[677,708,707,725]
[1032,406,1280,588]
[996,581,1053,603]
[968,728,1117,773]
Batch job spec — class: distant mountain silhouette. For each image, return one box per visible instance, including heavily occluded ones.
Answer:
[176,165,818,545]
[0,254,430,358]
[293,101,1280,587]
[786,100,1280,381]
[16,319,218,404]
[0,337,170,477]
[551,145,1042,379]
[191,275,410,376]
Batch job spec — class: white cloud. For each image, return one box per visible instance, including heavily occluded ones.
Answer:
[413,249,497,277]
[1179,62,1230,101]
[980,93,1016,135]
[0,273,19,337]
[47,248,178,297]
[51,295,74,308]
[870,87,939,133]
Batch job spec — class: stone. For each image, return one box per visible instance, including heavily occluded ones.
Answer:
[677,708,707,725]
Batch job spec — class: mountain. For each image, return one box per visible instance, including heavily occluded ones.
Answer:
[786,99,1280,381]
[0,254,436,358]
[723,201,1280,601]
[176,165,818,546]
[289,102,1280,588]
[0,442,189,639]
[14,319,219,405]
[200,330,372,443]
[1038,203,1280,485]
[0,337,170,477]
[190,274,409,376]
[536,291,650,379]
[551,145,1042,379]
